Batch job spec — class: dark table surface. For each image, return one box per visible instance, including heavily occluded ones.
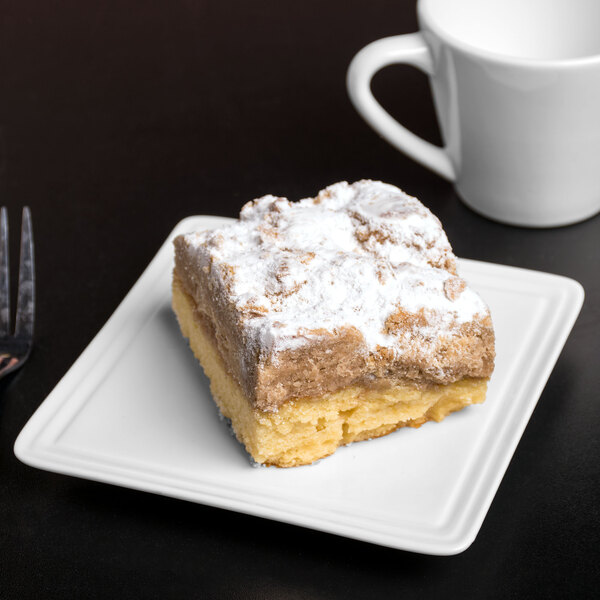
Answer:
[1,1,599,598]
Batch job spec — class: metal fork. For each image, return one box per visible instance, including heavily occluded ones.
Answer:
[0,207,34,379]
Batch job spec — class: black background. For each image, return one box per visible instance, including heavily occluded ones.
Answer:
[1,1,599,598]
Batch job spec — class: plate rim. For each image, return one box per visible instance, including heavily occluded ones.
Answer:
[14,215,585,555]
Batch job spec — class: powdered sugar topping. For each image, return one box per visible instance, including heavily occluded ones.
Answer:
[182,180,489,357]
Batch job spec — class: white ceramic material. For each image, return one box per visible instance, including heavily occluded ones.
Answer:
[14,216,584,554]
[347,0,600,227]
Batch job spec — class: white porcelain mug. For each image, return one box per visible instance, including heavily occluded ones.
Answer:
[347,0,600,227]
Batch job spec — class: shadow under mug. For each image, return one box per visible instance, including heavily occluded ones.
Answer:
[347,0,600,227]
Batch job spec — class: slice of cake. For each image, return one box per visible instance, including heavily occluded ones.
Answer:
[172,180,495,467]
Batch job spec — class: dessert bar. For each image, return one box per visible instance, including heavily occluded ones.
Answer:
[172,181,495,467]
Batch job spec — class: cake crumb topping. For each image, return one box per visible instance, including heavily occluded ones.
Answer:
[179,180,491,364]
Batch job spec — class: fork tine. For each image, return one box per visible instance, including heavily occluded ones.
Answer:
[0,207,9,336]
[15,206,34,339]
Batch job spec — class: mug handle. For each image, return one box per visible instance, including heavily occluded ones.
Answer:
[347,34,455,181]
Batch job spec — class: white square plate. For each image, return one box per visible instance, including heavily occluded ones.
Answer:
[15,216,584,555]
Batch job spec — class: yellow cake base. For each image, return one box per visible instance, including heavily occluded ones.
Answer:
[172,279,488,467]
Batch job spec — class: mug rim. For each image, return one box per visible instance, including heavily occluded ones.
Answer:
[418,0,600,69]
